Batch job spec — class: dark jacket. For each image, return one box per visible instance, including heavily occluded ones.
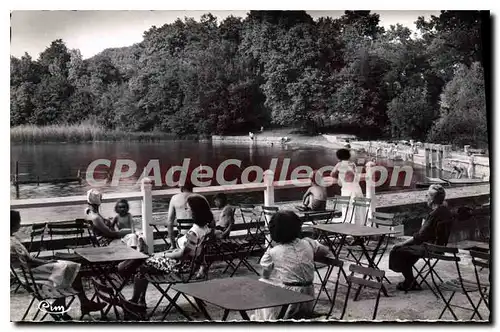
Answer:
[413,205,453,246]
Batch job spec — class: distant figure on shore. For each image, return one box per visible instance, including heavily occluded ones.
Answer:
[451,163,465,179]
[260,126,264,133]
[249,132,254,141]
[344,139,351,149]
[297,170,327,212]
[467,154,475,179]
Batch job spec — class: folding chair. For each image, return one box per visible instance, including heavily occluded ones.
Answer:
[340,264,385,320]
[410,220,453,296]
[302,210,336,239]
[470,250,490,315]
[27,222,47,257]
[119,293,148,321]
[218,220,262,277]
[145,237,208,321]
[424,243,485,320]
[344,213,396,284]
[47,220,88,257]
[331,196,352,223]
[12,255,79,322]
[89,277,121,320]
[261,206,278,248]
[312,256,345,318]
[347,197,371,226]
[149,222,170,248]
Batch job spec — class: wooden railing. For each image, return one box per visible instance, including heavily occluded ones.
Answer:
[11,168,378,254]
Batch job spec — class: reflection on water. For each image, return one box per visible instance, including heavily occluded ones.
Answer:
[11,141,451,223]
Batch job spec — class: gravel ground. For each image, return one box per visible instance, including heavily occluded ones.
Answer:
[10,244,490,323]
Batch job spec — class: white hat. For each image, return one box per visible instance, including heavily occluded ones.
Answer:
[86,189,102,205]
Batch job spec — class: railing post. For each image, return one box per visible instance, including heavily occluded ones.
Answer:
[263,169,275,206]
[365,161,376,220]
[141,177,154,254]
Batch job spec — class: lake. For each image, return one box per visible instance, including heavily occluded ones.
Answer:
[11,141,445,223]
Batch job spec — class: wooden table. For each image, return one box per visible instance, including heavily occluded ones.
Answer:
[75,245,148,316]
[313,223,396,298]
[171,276,314,321]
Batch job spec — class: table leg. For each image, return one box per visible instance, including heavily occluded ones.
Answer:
[194,298,212,321]
[221,309,230,321]
[239,310,251,320]
[277,305,290,320]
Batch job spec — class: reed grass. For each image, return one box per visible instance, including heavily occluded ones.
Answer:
[10,123,194,143]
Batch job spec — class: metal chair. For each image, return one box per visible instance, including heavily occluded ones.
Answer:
[118,293,148,321]
[89,277,121,320]
[340,264,385,320]
[47,220,88,257]
[348,197,371,226]
[424,243,485,320]
[331,196,352,223]
[145,235,208,321]
[27,222,47,258]
[469,250,490,318]
[303,210,337,239]
[312,256,345,318]
[12,254,79,321]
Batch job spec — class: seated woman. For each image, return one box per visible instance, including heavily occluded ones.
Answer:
[10,210,105,319]
[298,170,327,212]
[389,184,453,291]
[85,189,130,246]
[213,193,235,239]
[118,195,213,304]
[252,210,334,320]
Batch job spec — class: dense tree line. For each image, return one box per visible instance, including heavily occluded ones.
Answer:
[10,10,488,147]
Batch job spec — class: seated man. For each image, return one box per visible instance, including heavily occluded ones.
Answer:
[389,184,453,291]
[213,193,235,239]
[297,170,327,212]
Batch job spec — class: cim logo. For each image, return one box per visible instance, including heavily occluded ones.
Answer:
[38,300,70,315]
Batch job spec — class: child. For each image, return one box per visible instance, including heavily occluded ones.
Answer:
[111,199,140,249]
[252,211,334,320]
[213,193,235,239]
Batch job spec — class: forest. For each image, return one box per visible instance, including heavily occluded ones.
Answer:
[10,10,489,147]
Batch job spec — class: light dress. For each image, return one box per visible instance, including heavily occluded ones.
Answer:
[331,160,365,225]
[251,238,330,320]
[11,236,80,289]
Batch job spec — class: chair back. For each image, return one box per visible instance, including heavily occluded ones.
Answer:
[342,264,385,320]
[304,210,336,225]
[11,250,40,296]
[470,250,489,270]
[331,196,352,223]
[47,220,87,253]
[423,243,459,261]
[118,293,147,321]
[239,204,258,223]
[369,212,396,228]
[261,206,279,226]
[91,277,117,305]
[176,218,194,236]
[351,197,371,226]
[28,222,47,257]
[347,264,385,290]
